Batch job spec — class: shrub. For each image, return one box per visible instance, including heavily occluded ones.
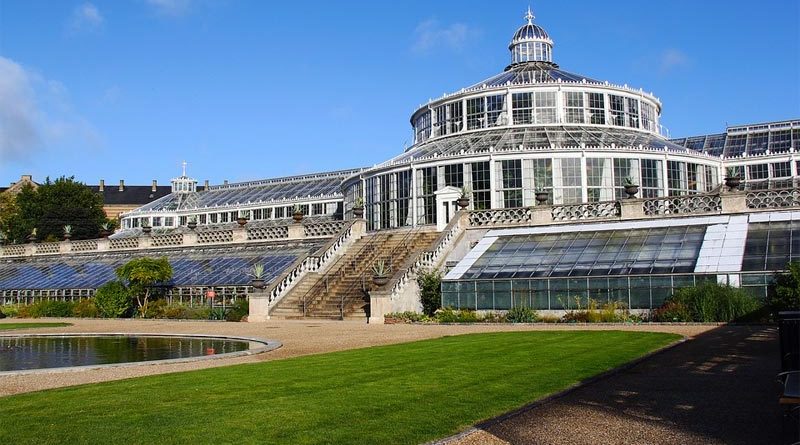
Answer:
[665,282,761,322]
[139,298,167,318]
[1,305,20,318]
[72,299,98,318]
[538,314,561,323]
[417,269,442,317]
[225,298,249,322]
[506,306,539,323]
[18,300,75,318]
[94,281,133,318]
[561,298,633,323]
[651,301,692,322]
[434,308,479,323]
[0,307,5,319]
[481,312,506,323]
[384,312,431,323]
[770,261,800,313]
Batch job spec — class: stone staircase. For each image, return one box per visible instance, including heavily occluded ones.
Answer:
[270,227,439,320]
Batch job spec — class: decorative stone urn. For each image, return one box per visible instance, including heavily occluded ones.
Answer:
[456,196,470,210]
[724,176,741,191]
[624,184,639,199]
[535,190,549,205]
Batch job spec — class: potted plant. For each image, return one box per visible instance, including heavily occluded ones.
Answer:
[352,197,365,219]
[187,215,198,230]
[456,186,471,210]
[249,263,266,289]
[237,210,250,226]
[534,187,549,205]
[292,205,304,223]
[724,167,741,191]
[141,223,152,234]
[623,177,639,199]
[99,222,113,238]
[371,259,391,287]
[26,228,37,244]
[63,225,72,241]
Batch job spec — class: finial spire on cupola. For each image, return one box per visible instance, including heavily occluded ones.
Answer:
[525,6,534,25]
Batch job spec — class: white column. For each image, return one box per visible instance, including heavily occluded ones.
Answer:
[410,166,418,227]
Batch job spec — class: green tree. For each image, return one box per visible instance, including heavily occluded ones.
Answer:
[0,191,17,242]
[115,257,173,317]
[94,281,133,318]
[9,177,106,242]
[417,269,442,316]
[771,261,800,313]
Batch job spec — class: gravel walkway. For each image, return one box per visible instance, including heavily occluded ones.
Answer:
[0,319,712,397]
[451,325,782,445]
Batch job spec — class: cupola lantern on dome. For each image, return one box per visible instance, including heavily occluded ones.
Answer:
[171,161,197,194]
[509,7,554,66]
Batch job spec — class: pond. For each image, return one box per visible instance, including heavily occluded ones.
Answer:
[0,334,270,373]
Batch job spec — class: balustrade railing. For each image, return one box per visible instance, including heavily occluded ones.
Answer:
[643,195,722,216]
[468,207,532,227]
[746,189,800,209]
[552,201,619,221]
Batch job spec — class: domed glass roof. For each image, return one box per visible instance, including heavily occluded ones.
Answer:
[512,22,551,42]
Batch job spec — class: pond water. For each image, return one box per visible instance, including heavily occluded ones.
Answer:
[0,335,253,372]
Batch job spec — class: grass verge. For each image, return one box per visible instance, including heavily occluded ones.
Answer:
[0,331,679,444]
[0,322,72,331]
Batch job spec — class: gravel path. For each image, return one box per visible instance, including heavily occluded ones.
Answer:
[450,325,782,445]
[0,319,713,397]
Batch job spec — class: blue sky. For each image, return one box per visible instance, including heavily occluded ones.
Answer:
[1,0,798,186]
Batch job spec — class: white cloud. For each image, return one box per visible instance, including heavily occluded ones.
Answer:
[146,0,192,17]
[0,56,101,163]
[412,20,471,54]
[0,57,39,160]
[70,3,104,31]
[659,48,689,74]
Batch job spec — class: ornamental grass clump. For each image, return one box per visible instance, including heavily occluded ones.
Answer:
[505,306,539,323]
[656,281,761,322]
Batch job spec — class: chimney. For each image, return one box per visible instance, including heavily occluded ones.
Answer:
[21,175,32,181]
[204,179,209,190]
[119,180,124,192]
[99,179,104,192]
[223,180,228,185]
[151,180,157,192]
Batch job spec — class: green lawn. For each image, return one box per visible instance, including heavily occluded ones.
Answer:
[0,322,71,331]
[0,331,679,445]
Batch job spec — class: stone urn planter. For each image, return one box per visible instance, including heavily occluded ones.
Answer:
[535,190,549,205]
[624,184,639,199]
[187,220,197,230]
[237,217,248,226]
[724,176,741,191]
[372,275,390,287]
[250,278,266,289]
[456,197,470,210]
[63,233,72,241]
[141,226,152,234]
[352,206,365,218]
[292,211,304,224]
[99,230,110,238]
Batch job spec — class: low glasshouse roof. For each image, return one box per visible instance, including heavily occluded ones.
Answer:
[0,242,322,290]
[131,168,364,213]
[387,126,694,166]
[669,120,800,158]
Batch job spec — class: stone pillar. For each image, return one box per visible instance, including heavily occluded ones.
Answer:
[351,219,367,237]
[139,235,152,249]
[97,238,110,251]
[720,192,747,213]
[232,226,248,243]
[532,206,551,225]
[368,289,392,324]
[183,231,198,246]
[620,199,645,219]
[248,292,271,322]
[287,224,304,240]
[60,240,73,253]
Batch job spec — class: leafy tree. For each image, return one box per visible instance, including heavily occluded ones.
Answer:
[0,191,17,243]
[770,261,800,313]
[9,177,106,242]
[115,257,173,317]
[94,281,133,318]
[417,269,442,316]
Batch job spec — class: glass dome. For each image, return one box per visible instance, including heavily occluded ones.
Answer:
[509,8,554,65]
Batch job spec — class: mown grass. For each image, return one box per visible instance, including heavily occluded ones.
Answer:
[0,331,679,445]
[0,322,71,331]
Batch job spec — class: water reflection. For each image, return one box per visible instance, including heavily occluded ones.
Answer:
[0,336,250,372]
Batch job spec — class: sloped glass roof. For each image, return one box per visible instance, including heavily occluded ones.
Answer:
[467,62,600,89]
[461,226,706,279]
[741,221,800,271]
[0,243,321,290]
[132,169,363,213]
[388,126,691,165]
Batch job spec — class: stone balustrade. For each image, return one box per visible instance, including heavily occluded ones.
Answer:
[0,220,349,259]
[466,188,799,230]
